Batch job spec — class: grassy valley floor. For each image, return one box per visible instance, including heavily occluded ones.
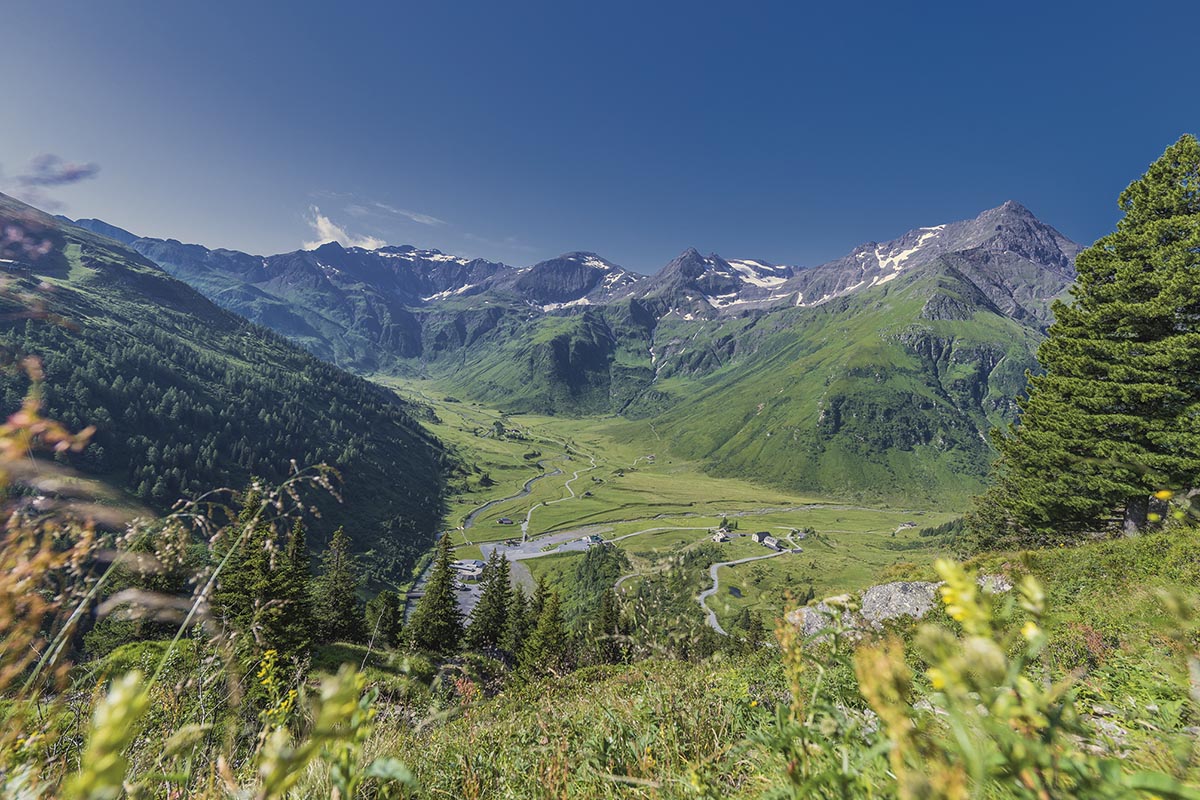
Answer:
[378,378,959,633]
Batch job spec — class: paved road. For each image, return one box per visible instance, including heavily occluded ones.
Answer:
[697,551,789,635]
[462,459,563,532]
[520,453,597,541]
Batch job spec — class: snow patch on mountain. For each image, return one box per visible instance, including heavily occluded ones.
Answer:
[377,247,472,266]
[422,283,478,302]
[875,225,945,271]
[724,258,790,287]
[541,297,593,311]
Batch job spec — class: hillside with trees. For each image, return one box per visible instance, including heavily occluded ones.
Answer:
[1,136,1198,798]
[0,192,448,580]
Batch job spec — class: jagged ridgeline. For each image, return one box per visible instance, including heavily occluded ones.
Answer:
[70,201,1079,505]
[0,193,446,580]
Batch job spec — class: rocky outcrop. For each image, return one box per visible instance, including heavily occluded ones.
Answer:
[787,575,1011,637]
[860,581,940,624]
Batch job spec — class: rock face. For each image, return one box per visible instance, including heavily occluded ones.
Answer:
[787,575,1011,637]
[67,203,1080,502]
[787,599,851,637]
[859,581,940,625]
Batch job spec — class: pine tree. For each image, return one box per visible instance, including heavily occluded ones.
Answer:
[528,575,548,619]
[464,551,511,653]
[277,519,313,655]
[972,135,1200,546]
[520,590,570,677]
[311,527,365,643]
[211,488,263,629]
[210,489,317,676]
[364,590,403,649]
[743,611,766,652]
[405,534,463,655]
[499,585,530,659]
[592,588,622,664]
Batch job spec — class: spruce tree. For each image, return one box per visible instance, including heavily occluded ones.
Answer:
[210,490,317,674]
[211,487,265,634]
[464,551,511,653]
[520,590,570,677]
[364,590,403,649]
[278,519,313,655]
[592,588,622,664]
[311,527,365,643]
[405,534,463,655]
[973,135,1200,546]
[528,575,548,619]
[499,585,530,659]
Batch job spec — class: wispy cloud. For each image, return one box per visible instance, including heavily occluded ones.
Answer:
[305,190,539,261]
[341,199,446,227]
[370,201,446,226]
[16,154,100,187]
[303,206,387,250]
[0,153,101,212]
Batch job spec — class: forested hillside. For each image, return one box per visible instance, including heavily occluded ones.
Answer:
[0,193,446,579]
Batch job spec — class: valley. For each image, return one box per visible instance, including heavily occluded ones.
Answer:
[385,379,959,632]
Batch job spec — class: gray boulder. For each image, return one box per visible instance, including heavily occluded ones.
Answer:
[859,581,940,625]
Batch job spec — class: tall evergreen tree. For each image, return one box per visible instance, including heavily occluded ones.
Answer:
[276,520,314,657]
[520,590,570,677]
[528,575,549,619]
[364,590,403,649]
[972,135,1200,546]
[405,534,463,655]
[464,551,511,653]
[591,588,622,664]
[311,527,365,643]
[210,490,316,675]
[499,585,530,659]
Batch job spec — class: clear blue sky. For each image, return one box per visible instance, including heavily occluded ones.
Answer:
[1,0,1196,272]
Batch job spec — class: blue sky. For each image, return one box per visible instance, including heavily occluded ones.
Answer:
[1,0,1196,272]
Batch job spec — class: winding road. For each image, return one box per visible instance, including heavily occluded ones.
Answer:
[462,459,563,533]
[696,551,789,635]
[415,430,807,633]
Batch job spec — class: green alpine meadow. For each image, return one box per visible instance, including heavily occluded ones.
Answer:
[2,5,1199,797]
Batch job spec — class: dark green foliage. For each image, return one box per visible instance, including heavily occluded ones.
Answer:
[211,490,314,663]
[279,519,315,653]
[732,610,766,653]
[464,551,511,653]
[0,195,446,582]
[520,591,571,676]
[973,135,1200,547]
[583,588,624,665]
[561,544,630,631]
[625,545,726,661]
[405,534,463,655]
[311,527,365,644]
[83,537,209,658]
[364,590,403,649]
[499,585,531,659]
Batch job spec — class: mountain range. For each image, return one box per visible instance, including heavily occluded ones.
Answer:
[63,201,1080,504]
[2,194,447,581]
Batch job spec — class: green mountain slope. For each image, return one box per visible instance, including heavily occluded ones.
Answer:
[635,263,1046,504]
[0,193,446,579]
[69,202,1077,506]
